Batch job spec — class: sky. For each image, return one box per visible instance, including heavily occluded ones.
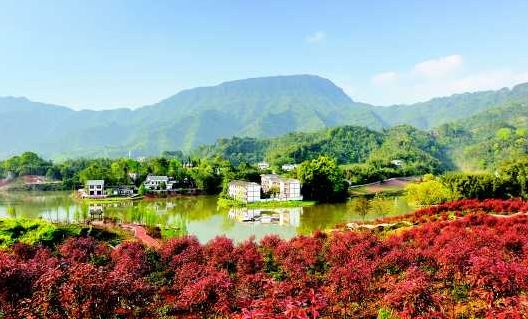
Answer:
[1,0,528,109]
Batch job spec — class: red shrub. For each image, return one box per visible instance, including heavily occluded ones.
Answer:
[2,199,528,318]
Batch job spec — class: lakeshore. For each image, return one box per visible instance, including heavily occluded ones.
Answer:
[0,191,414,242]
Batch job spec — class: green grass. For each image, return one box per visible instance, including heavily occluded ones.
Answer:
[0,218,82,248]
[79,195,144,204]
[0,218,128,249]
[218,197,316,209]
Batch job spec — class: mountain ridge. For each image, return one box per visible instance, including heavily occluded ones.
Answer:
[1,74,528,159]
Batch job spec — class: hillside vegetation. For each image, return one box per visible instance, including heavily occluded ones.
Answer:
[2,75,528,159]
[436,100,528,170]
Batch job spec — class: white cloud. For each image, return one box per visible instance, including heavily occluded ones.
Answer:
[363,54,528,105]
[305,31,326,44]
[448,69,528,93]
[371,72,398,86]
[412,54,463,78]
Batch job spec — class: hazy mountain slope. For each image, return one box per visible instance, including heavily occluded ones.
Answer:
[436,98,528,170]
[0,75,383,159]
[2,75,528,160]
[135,75,382,136]
[374,83,528,129]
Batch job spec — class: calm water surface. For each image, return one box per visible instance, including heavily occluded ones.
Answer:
[0,191,414,242]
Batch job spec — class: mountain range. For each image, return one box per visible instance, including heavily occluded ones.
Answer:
[1,74,528,159]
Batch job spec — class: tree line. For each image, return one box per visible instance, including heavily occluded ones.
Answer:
[1,152,350,203]
[405,156,528,205]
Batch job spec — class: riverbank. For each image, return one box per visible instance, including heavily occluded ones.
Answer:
[78,194,144,204]
[0,217,128,248]
[217,197,316,208]
[0,175,64,192]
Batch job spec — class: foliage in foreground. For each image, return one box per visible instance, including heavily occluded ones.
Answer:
[2,200,528,318]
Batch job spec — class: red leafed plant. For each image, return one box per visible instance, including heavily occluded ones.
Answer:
[1,199,528,318]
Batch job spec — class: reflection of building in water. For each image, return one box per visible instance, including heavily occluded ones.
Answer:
[88,204,104,220]
[228,207,302,227]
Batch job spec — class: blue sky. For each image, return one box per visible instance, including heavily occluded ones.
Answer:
[1,0,528,109]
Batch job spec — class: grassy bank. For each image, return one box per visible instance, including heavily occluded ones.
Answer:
[0,218,127,248]
[218,197,316,208]
[76,194,144,204]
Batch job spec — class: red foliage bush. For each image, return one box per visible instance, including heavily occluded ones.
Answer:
[2,199,528,318]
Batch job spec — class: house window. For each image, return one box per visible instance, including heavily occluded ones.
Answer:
[89,185,94,189]
[97,185,102,189]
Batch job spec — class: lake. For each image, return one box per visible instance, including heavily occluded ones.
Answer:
[0,191,415,242]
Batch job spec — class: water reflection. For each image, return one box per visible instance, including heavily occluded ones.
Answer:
[0,192,415,242]
[228,207,302,227]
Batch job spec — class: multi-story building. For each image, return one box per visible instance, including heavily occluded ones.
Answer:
[228,180,261,203]
[278,178,302,201]
[86,180,105,197]
[261,174,302,201]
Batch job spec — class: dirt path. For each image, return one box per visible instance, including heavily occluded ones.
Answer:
[122,224,161,249]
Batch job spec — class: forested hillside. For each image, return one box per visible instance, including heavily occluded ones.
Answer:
[374,82,528,129]
[0,75,382,159]
[436,100,528,170]
[1,75,527,160]
[195,125,449,180]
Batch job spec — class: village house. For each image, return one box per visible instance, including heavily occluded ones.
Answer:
[261,174,303,201]
[86,180,105,197]
[257,162,270,170]
[281,164,297,172]
[228,180,261,203]
[128,172,139,182]
[261,174,282,193]
[277,178,303,201]
[144,175,174,191]
[112,185,136,196]
[390,159,404,167]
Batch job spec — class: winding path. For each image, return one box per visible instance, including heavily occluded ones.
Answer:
[121,224,161,249]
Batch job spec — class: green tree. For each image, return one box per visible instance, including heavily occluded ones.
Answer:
[498,156,528,198]
[297,156,348,203]
[79,163,110,185]
[138,184,147,195]
[370,193,392,219]
[440,172,498,200]
[406,176,455,205]
[350,197,370,220]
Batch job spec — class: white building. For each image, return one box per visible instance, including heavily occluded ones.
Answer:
[261,174,302,201]
[281,164,297,172]
[390,159,404,167]
[86,180,105,197]
[228,180,261,203]
[278,178,303,201]
[144,175,173,191]
[261,174,282,193]
[112,185,136,196]
[257,162,270,170]
[128,172,139,182]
